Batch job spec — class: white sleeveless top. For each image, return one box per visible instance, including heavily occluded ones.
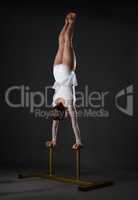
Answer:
[52,64,78,106]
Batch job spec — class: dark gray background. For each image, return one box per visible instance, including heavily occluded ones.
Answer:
[0,1,137,173]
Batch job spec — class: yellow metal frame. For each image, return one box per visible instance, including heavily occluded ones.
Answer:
[18,146,113,191]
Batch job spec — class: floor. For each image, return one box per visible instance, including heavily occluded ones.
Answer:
[0,167,138,200]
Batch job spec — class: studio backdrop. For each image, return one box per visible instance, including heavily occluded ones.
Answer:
[0,2,137,172]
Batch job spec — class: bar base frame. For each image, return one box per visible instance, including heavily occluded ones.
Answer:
[17,172,114,191]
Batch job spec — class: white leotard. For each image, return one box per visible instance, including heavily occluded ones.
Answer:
[52,64,78,107]
[51,64,82,145]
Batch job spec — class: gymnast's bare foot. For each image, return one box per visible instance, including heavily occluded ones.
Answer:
[46,140,56,148]
[66,12,77,24]
[72,143,83,150]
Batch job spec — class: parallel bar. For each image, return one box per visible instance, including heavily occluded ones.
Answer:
[17,142,114,191]
[49,147,54,176]
[76,149,80,180]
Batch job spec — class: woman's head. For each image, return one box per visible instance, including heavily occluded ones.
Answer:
[51,102,67,121]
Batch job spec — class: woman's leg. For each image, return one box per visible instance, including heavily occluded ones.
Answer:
[62,13,76,70]
[53,21,69,65]
[67,104,82,149]
[54,13,77,68]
